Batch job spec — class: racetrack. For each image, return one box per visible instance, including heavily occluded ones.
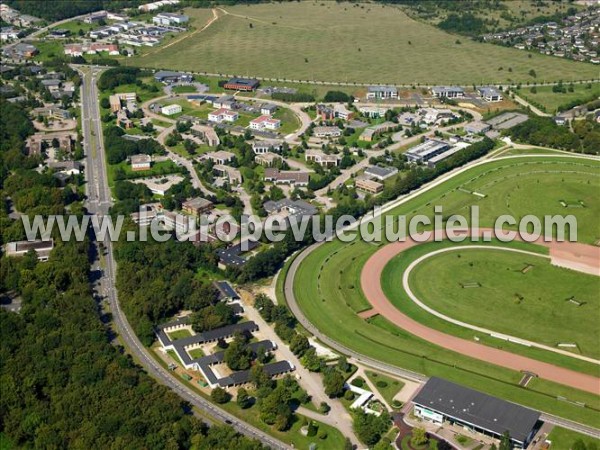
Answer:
[361,230,600,395]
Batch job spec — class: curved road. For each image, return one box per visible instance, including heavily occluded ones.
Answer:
[79,66,289,449]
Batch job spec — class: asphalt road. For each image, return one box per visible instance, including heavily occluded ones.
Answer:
[78,65,290,449]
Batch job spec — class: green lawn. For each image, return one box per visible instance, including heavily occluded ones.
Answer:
[404,247,600,359]
[128,2,597,84]
[168,329,192,341]
[107,159,182,187]
[50,18,98,34]
[31,40,64,62]
[518,83,600,114]
[187,348,205,359]
[546,426,600,450]
[292,155,600,427]
[172,85,200,94]
[365,371,405,409]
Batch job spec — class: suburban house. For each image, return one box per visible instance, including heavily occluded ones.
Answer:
[249,115,281,131]
[190,124,220,147]
[202,150,235,165]
[305,149,340,167]
[431,86,465,98]
[260,104,277,115]
[364,165,398,181]
[366,85,398,100]
[64,43,119,57]
[223,78,259,91]
[208,108,239,123]
[313,126,342,138]
[182,197,214,217]
[264,168,309,186]
[252,139,283,154]
[355,177,384,194]
[255,152,282,167]
[153,13,189,26]
[477,86,503,102]
[130,154,152,171]
[161,104,182,116]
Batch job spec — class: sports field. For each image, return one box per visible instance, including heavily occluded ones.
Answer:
[290,155,600,426]
[130,3,598,84]
[401,247,600,358]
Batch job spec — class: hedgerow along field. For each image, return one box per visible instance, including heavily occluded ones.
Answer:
[130,3,598,85]
[402,247,600,359]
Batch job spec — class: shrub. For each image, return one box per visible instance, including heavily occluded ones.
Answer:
[318,430,328,440]
[376,380,388,389]
[351,377,364,388]
[344,390,355,401]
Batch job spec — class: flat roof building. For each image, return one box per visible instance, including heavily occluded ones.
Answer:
[223,78,259,91]
[477,86,503,102]
[405,139,451,164]
[413,377,541,449]
[366,85,398,99]
[431,86,465,98]
[355,178,383,194]
[364,165,398,181]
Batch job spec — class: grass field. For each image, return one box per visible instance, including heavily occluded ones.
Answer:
[546,426,600,450]
[518,83,600,113]
[129,3,598,85]
[292,155,600,426]
[403,247,600,358]
[167,329,192,340]
[365,371,405,408]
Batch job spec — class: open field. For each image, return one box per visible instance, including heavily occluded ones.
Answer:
[365,371,405,408]
[291,155,600,426]
[128,2,598,85]
[402,247,600,359]
[547,426,600,449]
[518,82,600,113]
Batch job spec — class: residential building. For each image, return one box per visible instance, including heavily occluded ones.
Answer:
[213,95,235,109]
[130,154,152,171]
[413,377,540,449]
[249,115,281,131]
[431,86,465,98]
[203,150,235,165]
[255,152,282,167]
[4,43,38,59]
[252,139,283,154]
[48,161,82,175]
[260,104,277,115]
[366,85,398,100]
[5,239,54,261]
[213,164,242,185]
[364,165,398,181]
[313,126,342,138]
[161,104,182,116]
[208,108,238,123]
[182,197,214,216]
[223,78,259,91]
[355,177,383,194]
[305,149,340,167]
[477,86,503,102]
[264,168,309,186]
[190,124,220,146]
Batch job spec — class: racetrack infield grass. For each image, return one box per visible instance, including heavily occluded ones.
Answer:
[127,2,598,85]
[294,239,600,427]
[379,241,600,375]
[403,246,600,359]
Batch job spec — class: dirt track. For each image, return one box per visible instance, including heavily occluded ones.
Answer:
[360,229,600,395]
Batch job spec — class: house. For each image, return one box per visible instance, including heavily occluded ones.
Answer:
[255,152,282,167]
[264,168,309,186]
[213,95,235,109]
[162,104,182,116]
[153,13,189,26]
[182,197,214,216]
[464,121,491,134]
[305,149,340,167]
[5,239,54,261]
[131,154,152,171]
[154,70,193,84]
[203,150,235,165]
[260,104,278,115]
[366,86,398,100]
[431,86,465,98]
[190,124,220,147]
[48,161,82,175]
[364,165,398,181]
[5,43,38,59]
[213,165,242,185]
[252,139,283,154]
[477,86,503,102]
[413,377,540,449]
[208,108,238,123]
[313,126,342,138]
[355,177,383,194]
[223,78,259,91]
[249,115,281,131]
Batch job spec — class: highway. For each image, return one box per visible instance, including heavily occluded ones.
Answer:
[78,66,290,449]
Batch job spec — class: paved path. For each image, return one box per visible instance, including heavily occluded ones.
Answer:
[512,92,551,117]
[400,244,600,364]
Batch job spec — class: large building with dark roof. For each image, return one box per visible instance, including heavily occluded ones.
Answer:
[412,377,541,449]
[223,77,259,91]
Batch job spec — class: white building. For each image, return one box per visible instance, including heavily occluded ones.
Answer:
[208,108,238,123]
[161,104,182,116]
[249,115,281,131]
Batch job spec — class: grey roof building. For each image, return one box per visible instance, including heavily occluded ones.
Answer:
[364,165,398,181]
[413,377,541,448]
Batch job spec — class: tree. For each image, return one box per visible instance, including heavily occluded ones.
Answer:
[224,332,253,371]
[289,333,310,356]
[211,387,231,404]
[323,369,345,397]
[344,437,353,450]
[352,410,391,446]
[499,431,512,450]
[236,387,252,409]
[411,427,428,446]
[337,356,350,372]
[100,97,110,109]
